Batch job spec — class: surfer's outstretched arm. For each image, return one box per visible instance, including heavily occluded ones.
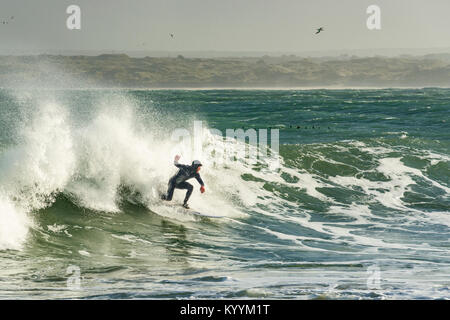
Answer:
[173,155,187,169]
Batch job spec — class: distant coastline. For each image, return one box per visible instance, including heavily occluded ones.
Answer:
[1,53,449,88]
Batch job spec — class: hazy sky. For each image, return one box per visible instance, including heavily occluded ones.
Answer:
[0,0,449,55]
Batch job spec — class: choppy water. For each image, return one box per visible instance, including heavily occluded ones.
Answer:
[0,88,448,299]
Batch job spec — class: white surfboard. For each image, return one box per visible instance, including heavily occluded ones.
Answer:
[184,209,225,219]
[172,204,225,219]
[158,190,224,219]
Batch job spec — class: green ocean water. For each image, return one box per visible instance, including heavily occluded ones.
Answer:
[0,88,448,299]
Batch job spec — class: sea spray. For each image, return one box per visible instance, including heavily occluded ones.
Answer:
[0,196,29,250]
[0,101,75,249]
[0,90,257,248]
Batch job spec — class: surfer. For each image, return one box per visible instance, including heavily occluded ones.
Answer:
[161,155,205,209]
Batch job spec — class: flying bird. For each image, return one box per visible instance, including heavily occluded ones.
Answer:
[315,27,324,34]
[170,33,174,38]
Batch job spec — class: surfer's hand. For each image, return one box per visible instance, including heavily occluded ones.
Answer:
[174,155,181,162]
[200,185,205,193]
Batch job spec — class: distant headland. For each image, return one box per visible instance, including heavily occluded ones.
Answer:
[0,53,449,88]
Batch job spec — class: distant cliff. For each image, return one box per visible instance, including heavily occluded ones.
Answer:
[0,53,449,88]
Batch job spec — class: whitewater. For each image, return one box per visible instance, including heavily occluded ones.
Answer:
[0,88,448,299]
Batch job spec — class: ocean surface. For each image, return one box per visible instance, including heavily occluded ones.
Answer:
[0,88,448,299]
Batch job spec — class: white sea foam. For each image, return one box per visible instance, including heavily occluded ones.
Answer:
[0,196,29,250]
[0,101,75,249]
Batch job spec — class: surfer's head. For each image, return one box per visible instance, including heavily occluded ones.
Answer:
[192,160,202,172]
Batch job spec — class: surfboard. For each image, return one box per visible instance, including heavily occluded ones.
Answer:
[170,203,225,219]
[158,190,224,218]
[184,209,225,219]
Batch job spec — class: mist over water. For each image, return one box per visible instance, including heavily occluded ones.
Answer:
[0,88,448,299]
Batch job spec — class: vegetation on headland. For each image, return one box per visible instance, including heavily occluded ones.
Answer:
[0,53,449,88]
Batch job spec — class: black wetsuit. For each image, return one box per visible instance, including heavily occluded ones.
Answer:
[162,160,204,204]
